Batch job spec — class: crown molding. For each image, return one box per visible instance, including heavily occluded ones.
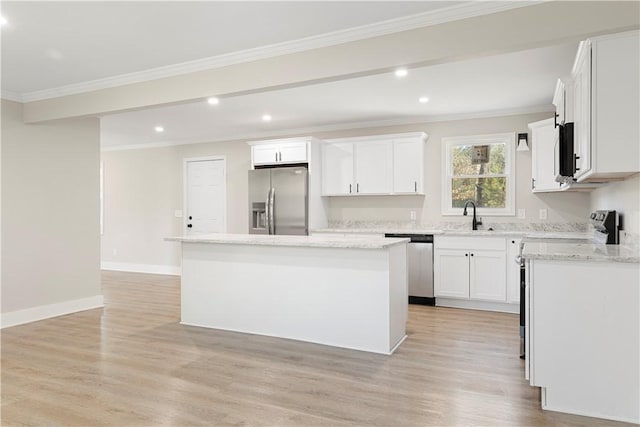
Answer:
[1,90,23,102]
[101,104,553,152]
[21,1,539,103]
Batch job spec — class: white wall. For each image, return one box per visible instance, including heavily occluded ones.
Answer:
[590,174,640,242]
[1,100,102,326]
[101,112,591,271]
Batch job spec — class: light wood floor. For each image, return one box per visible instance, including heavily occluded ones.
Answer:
[1,271,631,426]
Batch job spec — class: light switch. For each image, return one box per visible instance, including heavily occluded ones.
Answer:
[518,208,526,219]
[410,211,417,221]
[174,210,183,218]
[539,209,548,220]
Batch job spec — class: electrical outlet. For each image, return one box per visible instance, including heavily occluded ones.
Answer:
[112,248,117,256]
[410,211,417,221]
[518,208,526,219]
[539,209,548,220]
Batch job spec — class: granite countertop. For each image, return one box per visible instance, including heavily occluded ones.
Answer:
[166,233,409,249]
[522,240,640,263]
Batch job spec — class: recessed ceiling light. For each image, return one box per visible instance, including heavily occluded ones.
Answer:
[0,16,7,26]
[154,126,164,133]
[262,114,272,122]
[395,68,408,78]
[419,96,429,104]
[207,97,219,105]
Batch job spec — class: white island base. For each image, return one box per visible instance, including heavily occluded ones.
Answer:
[173,234,409,355]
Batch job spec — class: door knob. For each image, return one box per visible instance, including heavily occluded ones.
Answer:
[187,224,193,228]
[189,216,192,220]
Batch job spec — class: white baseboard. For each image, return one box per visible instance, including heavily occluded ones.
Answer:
[101,261,181,276]
[436,298,519,314]
[1,295,104,329]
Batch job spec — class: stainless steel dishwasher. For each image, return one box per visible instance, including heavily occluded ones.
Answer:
[385,233,434,305]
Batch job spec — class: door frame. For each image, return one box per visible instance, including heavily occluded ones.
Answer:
[183,156,227,234]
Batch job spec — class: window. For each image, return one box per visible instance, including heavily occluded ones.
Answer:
[442,133,515,216]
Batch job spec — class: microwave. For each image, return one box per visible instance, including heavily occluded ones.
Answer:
[554,122,575,183]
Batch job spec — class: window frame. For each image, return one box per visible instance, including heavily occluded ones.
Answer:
[441,132,516,216]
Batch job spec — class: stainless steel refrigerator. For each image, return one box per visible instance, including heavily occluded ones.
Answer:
[248,166,308,235]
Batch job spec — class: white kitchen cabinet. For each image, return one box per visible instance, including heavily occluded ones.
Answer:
[552,78,573,126]
[321,132,427,197]
[529,118,565,192]
[321,142,354,195]
[506,238,521,304]
[434,249,470,299]
[353,140,392,194]
[250,139,308,166]
[434,236,508,305]
[393,137,424,194]
[571,31,640,182]
[527,258,639,423]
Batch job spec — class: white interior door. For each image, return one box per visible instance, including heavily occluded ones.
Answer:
[185,158,226,235]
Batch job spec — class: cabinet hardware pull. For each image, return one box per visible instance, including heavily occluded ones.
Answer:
[574,154,580,172]
[465,253,468,257]
[414,181,417,192]
[275,152,278,162]
[349,184,352,194]
[471,253,474,256]
[357,183,359,193]
[279,152,282,162]
[531,178,536,190]
[554,112,560,128]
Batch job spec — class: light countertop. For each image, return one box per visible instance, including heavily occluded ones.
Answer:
[166,233,409,249]
[312,227,593,239]
[522,240,639,263]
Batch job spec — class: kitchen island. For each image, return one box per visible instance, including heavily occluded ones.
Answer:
[166,233,409,355]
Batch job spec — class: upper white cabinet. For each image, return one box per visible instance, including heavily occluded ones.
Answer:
[250,139,308,166]
[571,30,639,182]
[552,78,573,127]
[529,118,565,192]
[321,142,354,195]
[393,137,424,194]
[321,132,427,196]
[354,140,393,194]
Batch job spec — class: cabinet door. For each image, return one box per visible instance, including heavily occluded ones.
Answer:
[434,249,469,299]
[573,41,592,180]
[506,238,522,304]
[354,140,392,194]
[253,144,280,165]
[470,250,507,302]
[393,137,423,194]
[321,143,353,195]
[552,79,565,125]
[279,142,307,163]
[531,119,563,192]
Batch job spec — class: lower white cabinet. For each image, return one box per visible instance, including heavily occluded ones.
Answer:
[434,236,510,307]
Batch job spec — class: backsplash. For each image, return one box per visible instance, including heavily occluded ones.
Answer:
[326,220,589,233]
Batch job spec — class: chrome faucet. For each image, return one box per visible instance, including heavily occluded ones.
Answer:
[463,200,482,231]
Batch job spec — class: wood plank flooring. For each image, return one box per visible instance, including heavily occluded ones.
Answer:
[1,271,632,426]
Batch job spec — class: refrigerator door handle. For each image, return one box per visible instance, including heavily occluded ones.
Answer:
[265,188,272,235]
[271,187,276,235]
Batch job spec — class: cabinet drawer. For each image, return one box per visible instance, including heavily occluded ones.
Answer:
[435,236,506,251]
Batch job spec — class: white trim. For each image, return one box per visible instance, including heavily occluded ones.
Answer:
[435,297,519,314]
[101,261,181,276]
[183,156,228,235]
[441,132,516,216]
[1,295,104,329]
[324,132,427,144]
[1,90,23,102]
[101,105,553,152]
[15,1,540,103]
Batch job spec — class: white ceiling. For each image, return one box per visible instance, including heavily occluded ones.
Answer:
[1,1,465,95]
[2,1,571,149]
